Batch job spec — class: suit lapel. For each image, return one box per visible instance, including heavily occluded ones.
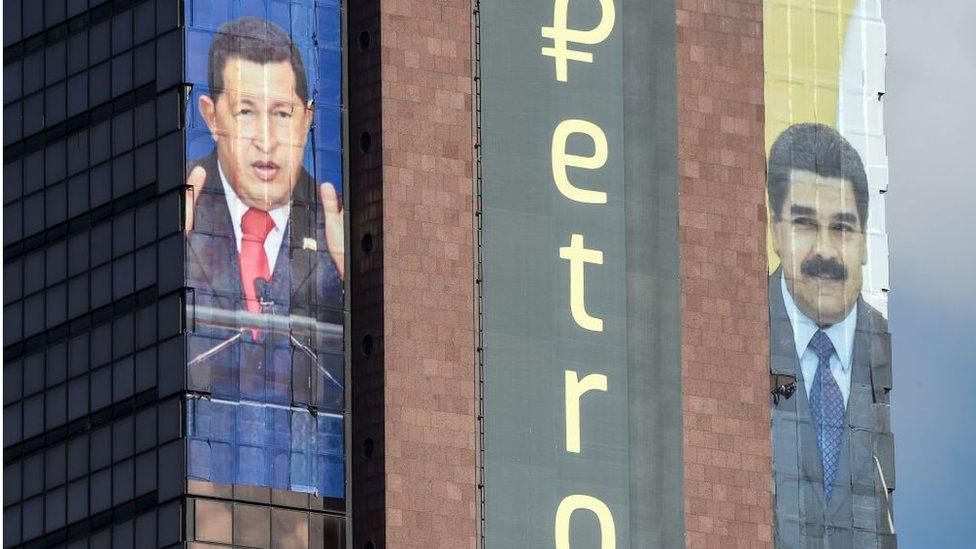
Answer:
[186,152,243,302]
[769,270,830,507]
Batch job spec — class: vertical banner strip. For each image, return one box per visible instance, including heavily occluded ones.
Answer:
[481,0,683,546]
[623,0,683,546]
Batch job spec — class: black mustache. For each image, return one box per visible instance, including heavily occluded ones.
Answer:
[801,256,847,280]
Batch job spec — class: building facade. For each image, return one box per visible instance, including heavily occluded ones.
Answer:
[4,0,892,548]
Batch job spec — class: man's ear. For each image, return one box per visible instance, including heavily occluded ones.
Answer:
[303,99,314,131]
[199,95,219,140]
[769,213,786,255]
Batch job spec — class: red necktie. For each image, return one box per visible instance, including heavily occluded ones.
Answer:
[239,208,275,321]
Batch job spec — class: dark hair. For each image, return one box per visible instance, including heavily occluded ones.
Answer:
[767,123,869,228]
[207,17,309,102]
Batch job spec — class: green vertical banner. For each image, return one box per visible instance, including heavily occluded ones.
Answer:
[480,0,683,547]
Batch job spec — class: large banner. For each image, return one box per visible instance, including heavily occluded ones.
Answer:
[182,0,346,502]
[764,1,895,546]
[480,0,683,546]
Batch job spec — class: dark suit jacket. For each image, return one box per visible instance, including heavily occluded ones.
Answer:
[185,151,344,410]
[769,269,895,548]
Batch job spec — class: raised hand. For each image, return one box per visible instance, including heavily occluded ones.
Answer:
[319,182,345,281]
[185,165,207,234]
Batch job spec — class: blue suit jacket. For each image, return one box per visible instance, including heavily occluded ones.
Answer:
[183,151,345,496]
[185,150,344,407]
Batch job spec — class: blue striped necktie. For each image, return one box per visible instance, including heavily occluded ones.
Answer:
[808,330,845,503]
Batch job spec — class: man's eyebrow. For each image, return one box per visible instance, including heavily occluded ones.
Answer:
[790,205,816,217]
[270,99,297,110]
[832,212,859,225]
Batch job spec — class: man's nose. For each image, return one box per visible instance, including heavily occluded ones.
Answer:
[251,115,279,152]
[814,225,842,259]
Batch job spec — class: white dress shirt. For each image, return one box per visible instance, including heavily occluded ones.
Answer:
[780,274,857,407]
[217,161,291,273]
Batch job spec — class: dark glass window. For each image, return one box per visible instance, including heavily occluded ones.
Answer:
[90,366,112,412]
[67,173,90,221]
[134,42,155,87]
[113,460,134,505]
[90,425,112,471]
[23,353,45,396]
[90,22,111,65]
[46,82,67,126]
[91,264,112,309]
[67,435,89,480]
[111,51,133,98]
[90,469,112,514]
[67,73,89,117]
[113,254,135,300]
[68,31,88,75]
[68,376,89,421]
[46,342,67,387]
[113,12,133,54]
[45,443,67,489]
[45,487,67,533]
[23,52,44,96]
[45,40,67,85]
[22,497,43,541]
[24,151,44,195]
[67,130,89,176]
[4,360,22,405]
[112,153,134,198]
[46,240,67,286]
[24,293,46,337]
[134,347,157,393]
[23,394,45,439]
[135,451,156,496]
[112,356,135,402]
[46,283,67,328]
[89,62,111,107]
[135,407,157,452]
[134,2,156,45]
[23,192,45,237]
[45,181,68,227]
[23,454,44,499]
[5,461,22,503]
[135,245,157,290]
[3,201,23,245]
[23,93,44,137]
[68,334,90,378]
[90,222,112,266]
[67,274,90,319]
[135,201,157,247]
[4,159,23,204]
[45,0,67,28]
[4,259,23,305]
[45,385,67,429]
[66,478,89,524]
[4,61,22,103]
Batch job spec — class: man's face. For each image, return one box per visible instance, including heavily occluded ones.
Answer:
[200,58,313,211]
[771,169,867,326]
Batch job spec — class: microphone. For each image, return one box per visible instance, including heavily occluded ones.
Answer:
[254,277,273,305]
[771,378,796,405]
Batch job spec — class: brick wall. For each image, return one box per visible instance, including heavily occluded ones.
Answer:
[350,0,478,546]
[676,1,773,547]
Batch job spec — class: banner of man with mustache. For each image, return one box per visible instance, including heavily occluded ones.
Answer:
[766,122,894,546]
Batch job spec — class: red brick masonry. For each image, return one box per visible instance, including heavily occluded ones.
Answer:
[350,0,478,547]
[676,0,774,547]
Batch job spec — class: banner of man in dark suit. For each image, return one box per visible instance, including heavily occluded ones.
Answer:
[767,123,895,547]
[182,13,345,499]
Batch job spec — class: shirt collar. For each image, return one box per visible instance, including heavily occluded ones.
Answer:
[780,273,857,372]
[216,159,291,244]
